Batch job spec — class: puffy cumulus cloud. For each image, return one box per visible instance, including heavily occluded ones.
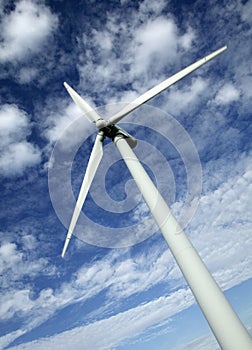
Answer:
[73,247,181,300]
[0,235,51,290]
[0,242,23,273]
[178,26,195,50]
[214,83,240,105]
[53,248,174,310]
[78,4,195,106]
[8,289,194,350]
[0,286,61,327]
[0,104,28,146]
[43,98,91,145]
[0,231,56,330]
[130,18,195,82]
[162,76,207,115]
[133,17,179,74]
[0,289,34,320]
[18,67,39,84]
[0,104,41,176]
[138,0,167,17]
[0,141,41,176]
[0,0,58,62]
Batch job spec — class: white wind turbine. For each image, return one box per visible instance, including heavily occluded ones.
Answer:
[61,46,252,349]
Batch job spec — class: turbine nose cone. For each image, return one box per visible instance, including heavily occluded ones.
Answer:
[96,119,107,129]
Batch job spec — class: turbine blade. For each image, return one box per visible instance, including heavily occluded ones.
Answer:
[64,82,101,123]
[61,132,104,257]
[107,46,227,126]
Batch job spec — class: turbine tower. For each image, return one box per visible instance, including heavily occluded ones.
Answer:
[61,46,252,349]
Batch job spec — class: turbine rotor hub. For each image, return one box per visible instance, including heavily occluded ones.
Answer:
[96,118,107,129]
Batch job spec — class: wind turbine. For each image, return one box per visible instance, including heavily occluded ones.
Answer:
[61,46,252,349]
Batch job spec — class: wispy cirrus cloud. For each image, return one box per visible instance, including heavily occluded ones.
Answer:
[7,288,195,350]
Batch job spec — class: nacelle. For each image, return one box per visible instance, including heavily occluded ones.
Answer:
[101,124,137,148]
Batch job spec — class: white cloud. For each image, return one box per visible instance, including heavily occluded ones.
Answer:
[8,289,194,350]
[0,141,41,176]
[78,10,195,106]
[0,104,28,146]
[134,17,194,70]
[178,333,218,350]
[131,17,194,80]
[4,153,252,345]
[0,236,50,288]
[163,76,207,115]
[0,231,57,332]
[241,0,252,23]
[188,152,252,290]
[0,242,23,273]
[2,153,252,347]
[0,330,26,350]
[0,0,58,62]
[92,29,113,51]
[214,83,240,105]
[133,17,179,74]
[179,26,195,50]
[0,289,34,320]
[21,234,38,250]
[72,247,176,300]
[18,67,38,84]
[44,99,90,145]
[0,104,41,176]
[138,0,167,17]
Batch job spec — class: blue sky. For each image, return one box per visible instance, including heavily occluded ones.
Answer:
[0,0,252,349]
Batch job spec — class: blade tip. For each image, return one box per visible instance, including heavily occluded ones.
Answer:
[61,246,67,258]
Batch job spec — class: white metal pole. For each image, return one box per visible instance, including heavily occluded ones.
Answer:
[114,135,252,350]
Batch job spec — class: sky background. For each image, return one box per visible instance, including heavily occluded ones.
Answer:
[0,0,252,349]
